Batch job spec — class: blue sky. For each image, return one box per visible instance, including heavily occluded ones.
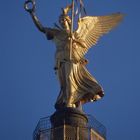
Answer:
[0,0,139,140]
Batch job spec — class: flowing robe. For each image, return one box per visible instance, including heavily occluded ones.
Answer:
[46,28,104,109]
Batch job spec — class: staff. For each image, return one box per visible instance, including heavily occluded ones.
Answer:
[69,0,75,60]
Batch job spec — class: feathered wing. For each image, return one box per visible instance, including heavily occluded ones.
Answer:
[73,13,123,61]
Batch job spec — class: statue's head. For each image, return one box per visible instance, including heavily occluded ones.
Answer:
[59,15,71,30]
[59,5,72,31]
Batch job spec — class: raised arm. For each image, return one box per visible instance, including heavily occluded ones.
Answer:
[24,0,45,33]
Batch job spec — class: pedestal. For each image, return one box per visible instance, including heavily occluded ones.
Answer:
[50,108,89,140]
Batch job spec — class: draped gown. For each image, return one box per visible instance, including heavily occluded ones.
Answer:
[45,28,104,109]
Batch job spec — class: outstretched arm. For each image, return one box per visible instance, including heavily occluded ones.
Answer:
[30,12,46,33]
[24,0,45,33]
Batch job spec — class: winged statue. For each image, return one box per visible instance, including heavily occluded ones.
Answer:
[24,0,123,110]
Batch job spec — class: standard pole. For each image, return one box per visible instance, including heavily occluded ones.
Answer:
[71,0,75,34]
[69,0,75,60]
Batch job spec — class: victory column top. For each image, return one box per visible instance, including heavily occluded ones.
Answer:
[24,0,123,110]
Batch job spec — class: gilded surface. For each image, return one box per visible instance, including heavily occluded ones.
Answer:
[24,0,123,109]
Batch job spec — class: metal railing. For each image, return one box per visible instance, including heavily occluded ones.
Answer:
[33,115,106,140]
[87,115,106,138]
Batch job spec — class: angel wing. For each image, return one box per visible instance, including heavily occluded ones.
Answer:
[72,13,123,61]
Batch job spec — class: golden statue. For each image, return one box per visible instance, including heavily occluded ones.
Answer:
[24,0,123,109]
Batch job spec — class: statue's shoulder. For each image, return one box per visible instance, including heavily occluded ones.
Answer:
[44,27,69,40]
[44,27,60,40]
[44,27,60,34]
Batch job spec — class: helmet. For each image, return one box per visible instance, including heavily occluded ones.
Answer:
[59,5,72,30]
